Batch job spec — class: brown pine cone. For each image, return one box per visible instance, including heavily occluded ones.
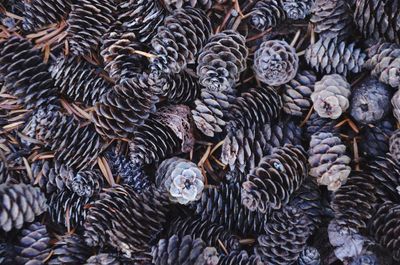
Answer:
[249,0,286,31]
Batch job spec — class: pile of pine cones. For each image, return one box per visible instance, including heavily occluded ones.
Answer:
[0,0,399,264]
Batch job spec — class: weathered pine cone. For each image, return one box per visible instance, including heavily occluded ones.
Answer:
[310,0,353,41]
[308,132,351,191]
[282,0,314,20]
[84,186,169,257]
[93,76,158,139]
[218,251,263,265]
[67,0,116,55]
[282,70,316,117]
[50,56,113,106]
[163,0,213,11]
[305,37,366,76]
[311,74,351,119]
[157,71,201,104]
[156,157,204,205]
[197,30,248,92]
[242,145,308,212]
[249,0,286,31]
[359,119,394,157]
[47,234,91,265]
[254,40,299,86]
[150,7,212,76]
[392,89,400,122]
[0,36,57,109]
[15,222,51,264]
[152,235,219,265]
[364,42,400,88]
[354,0,400,44]
[298,246,321,265]
[0,183,47,232]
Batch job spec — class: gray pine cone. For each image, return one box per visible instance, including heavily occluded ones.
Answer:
[282,0,314,20]
[298,246,321,265]
[389,129,400,164]
[250,0,286,31]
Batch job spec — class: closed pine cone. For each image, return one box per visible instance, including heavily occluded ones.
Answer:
[282,0,314,20]
[157,71,201,104]
[249,0,286,31]
[297,246,321,265]
[47,234,91,265]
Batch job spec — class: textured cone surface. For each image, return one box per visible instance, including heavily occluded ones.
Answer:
[67,170,104,198]
[298,246,321,265]
[0,183,47,232]
[50,56,113,106]
[163,0,213,11]
[390,129,400,164]
[392,88,400,122]
[197,30,248,92]
[31,159,69,195]
[150,7,212,75]
[269,118,303,148]
[250,0,286,31]
[305,112,338,140]
[84,186,169,257]
[218,251,262,265]
[157,71,201,104]
[85,253,152,265]
[0,36,57,109]
[242,145,308,212]
[47,234,91,265]
[359,119,394,157]
[282,0,314,20]
[305,37,366,76]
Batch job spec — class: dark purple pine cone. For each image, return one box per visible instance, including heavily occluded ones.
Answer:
[249,0,286,31]
[218,251,263,265]
[47,234,91,265]
[305,112,338,140]
[359,118,394,157]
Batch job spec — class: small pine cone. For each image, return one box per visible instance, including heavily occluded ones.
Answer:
[269,118,303,148]
[282,70,317,117]
[305,37,366,76]
[255,206,312,265]
[67,0,116,55]
[50,56,113,106]
[350,77,392,124]
[22,0,72,32]
[254,40,299,86]
[249,0,286,31]
[0,183,47,232]
[368,202,400,261]
[392,89,400,122]
[365,42,400,88]
[282,0,314,20]
[197,30,248,92]
[49,190,93,228]
[195,183,270,236]
[67,170,104,197]
[308,132,351,191]
[150,7,212,76]
[84,186,169,257]
[298,246,321,265]
[218,251,262,265]
[15,222,51,264]
[163,0,213,11]
[152,235,219,265]
[168,216,240,252]
[157,71,201,104]
[47,234,91,265]
[242,145,308,212]
[311,74,351,119]
[310,0,353,41]
[354,0,400,44]
[0,36,57,109]
[359,119,394,157]
[305,112,338,140]
[156,157,204,205]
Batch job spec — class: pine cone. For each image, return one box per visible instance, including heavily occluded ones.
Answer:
[298,246,321,265]
[85,253,151,265]
[305,37,366,76]
[310,0,353,41]
[311,74,351,119]
[249,0,286,31]
[282,70,316,117]
[47,234,91,265]
[152,235,219,265]
[350,77,391,124]
[255,206,312,265]
[67,170,104,197]
[168,216,240,252]
[392,89,400,122]
[15,222,51,264]
[84,186,169,257]
[50,56,113,106]
[389,129,400,164]
[269,118,303,148]
[157,71,201,104]
[22,0,72,32]
[308,132,351,190]
[67,0,116,55]
[359,119,394,157]
[218,251,263,265]
[242,145,308,212]
[0,159,8,185]
[163,0,213,11]
[364,42,400,88]
[150,7,212,76]
[0,242,15,264]
[156,157,204,205]
[305,112,338,140]
[0,183,47,232]
[197,30,248,92]
[0,36,57,109]
[282,0,314,20]
[31,159,68,194]
[354,0,400,44]
[254,40,298,86]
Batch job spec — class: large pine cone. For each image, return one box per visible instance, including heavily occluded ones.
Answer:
[47,234,91,265]
[93,76,158,139]
[50,56,113,106]
[0,36,57,109]
[354,0,400,44]
[22,0,72,32]
[308,132,351,191]
[67,0,116,55]
[0,183,47,232]
[305,37,366,76]
[218,251,263,265]
[84,186,169,257]
[310,0,353,41]
[364,42,400,88]
[254,40,299,86]
[197,30,248,92]
[282,0,314,20]
[249,0,286,31]
[242,145,308,212]
[359,118,394,157]
[157,71,201,104]
[150,7,212,76]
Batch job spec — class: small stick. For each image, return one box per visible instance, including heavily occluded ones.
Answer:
[347,118,359,134]
[246,27,272,42]
[290,29,301,47]
[217,7,234,33]
[310,26,316,45]
[132,50,157,58]
[218,239,229,255]
[22,157,33,181]
[353,137,360,171]
[239,238,256,245]
[210,155,226,168]
[210,140,225,155]
[233,0,245,18]
[198,145,212,167]
[335,118,349,128]
[299,106,314,127]
[5,11,23,21]
[296,50,306,56]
